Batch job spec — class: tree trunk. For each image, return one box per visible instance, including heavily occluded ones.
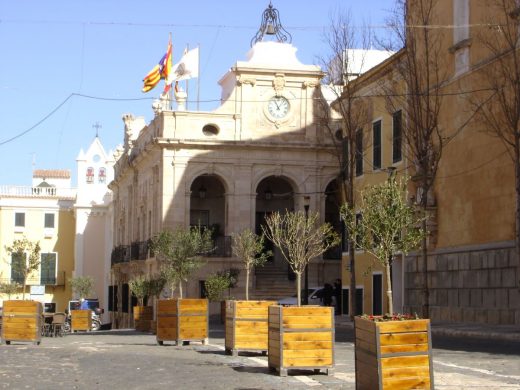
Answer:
[245,268,250,301]
[421,215,429,319]
[296,272,302,307]
[385,263,393,316]
[515,133,520,288]
[178,280,183,299]
[22,277,27,300]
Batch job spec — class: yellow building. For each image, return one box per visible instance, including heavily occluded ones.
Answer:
[340,0,519,325]
[0,170,76,312]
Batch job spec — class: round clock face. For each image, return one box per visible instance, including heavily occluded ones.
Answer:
[267,96,290,119]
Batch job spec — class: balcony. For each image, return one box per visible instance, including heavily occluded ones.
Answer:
[111,245,131,265]
[207,236,232,258]
[131,241,149,261]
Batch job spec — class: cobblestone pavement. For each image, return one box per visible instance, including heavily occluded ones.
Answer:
[0,327,519,389]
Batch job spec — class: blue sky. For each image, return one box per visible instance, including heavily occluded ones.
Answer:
[0,0,390,186]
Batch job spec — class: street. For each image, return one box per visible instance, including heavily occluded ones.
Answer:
[0,326,519,389]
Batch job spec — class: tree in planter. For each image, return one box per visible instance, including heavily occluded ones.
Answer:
[5,236,41,300]
[68,276,94,300]
[232,229,271,300]
[262,211,340,307]
[0,281,20,300]
[129,274,149,307]
[204,273,231,302]
[341,176,425,315]
[150,226,213,298]
[148,274,167,301]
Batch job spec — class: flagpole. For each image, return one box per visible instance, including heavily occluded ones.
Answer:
[185,43,189,111]
[197,43,200,111]
[169,32,173,110]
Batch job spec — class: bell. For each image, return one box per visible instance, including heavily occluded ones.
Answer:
[265,23,276,35]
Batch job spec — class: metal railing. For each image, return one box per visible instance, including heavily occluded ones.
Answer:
[207,236,232,258]
[111,245,131,265]
[130,241,149,261]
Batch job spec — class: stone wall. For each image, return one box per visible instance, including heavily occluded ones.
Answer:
[404,243,520,325]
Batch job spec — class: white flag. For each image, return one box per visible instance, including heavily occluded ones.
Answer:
[167,47,199,84]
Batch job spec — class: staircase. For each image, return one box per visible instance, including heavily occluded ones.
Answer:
[252,266,296,301]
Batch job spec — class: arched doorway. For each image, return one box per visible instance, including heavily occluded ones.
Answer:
[190,174,230,257]
[255,176,295,280]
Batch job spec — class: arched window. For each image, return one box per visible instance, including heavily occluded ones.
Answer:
[98,167,106,183]
[86,167,94,183]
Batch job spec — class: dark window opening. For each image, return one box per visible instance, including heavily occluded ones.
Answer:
[355,129,363,176]
[393,110,402,163]
[373,120,381,170]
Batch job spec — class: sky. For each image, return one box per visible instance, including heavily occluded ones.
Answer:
[0,0,391,186]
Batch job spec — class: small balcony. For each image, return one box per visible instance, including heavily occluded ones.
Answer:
[130,241,149,261]
[111,245,131,265]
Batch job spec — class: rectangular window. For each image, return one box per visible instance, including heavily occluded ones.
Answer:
[40,253,57,285]
[392,110,402,163]
[372,120,382,170]
[355,129,363,177]
[44,213,55,228]
[11,253,26,284]
[15,212,25,228]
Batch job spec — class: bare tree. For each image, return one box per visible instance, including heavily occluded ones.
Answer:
[472,0,520,286]
[381,0,448,318]
[342,175,425,314]
[5,236,41,300]
[317,8,372,319]
[232,229,271,301]
[262,211,340,306]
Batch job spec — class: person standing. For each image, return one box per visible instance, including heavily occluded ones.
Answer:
[323,283,334,307]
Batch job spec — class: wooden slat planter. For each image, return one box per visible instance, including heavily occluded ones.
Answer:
[156,298,208,346]
[225,300,276,356]
[133,306,153,332]
[268,305,334,377]
[1,300,42,345]
[354,317,434,390]
[71,310,92,332]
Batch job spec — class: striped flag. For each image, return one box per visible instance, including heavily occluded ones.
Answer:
[142,39,172,93]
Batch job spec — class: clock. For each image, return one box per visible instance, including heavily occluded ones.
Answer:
[267,96,290,119]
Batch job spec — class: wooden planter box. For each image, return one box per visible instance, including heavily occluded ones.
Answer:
[225,300,276,356]
[156,298,208,346]
[1,300,42,345]
[71,310,92,332]
[354,317,434,390]
[133,306,153,332]
[268,305,334,376]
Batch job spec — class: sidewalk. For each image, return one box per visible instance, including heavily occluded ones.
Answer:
[334,316,520,342]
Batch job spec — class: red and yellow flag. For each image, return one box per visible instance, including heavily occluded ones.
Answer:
[142,38,172,93]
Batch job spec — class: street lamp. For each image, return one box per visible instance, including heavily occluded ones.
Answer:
[303,195,310,305]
